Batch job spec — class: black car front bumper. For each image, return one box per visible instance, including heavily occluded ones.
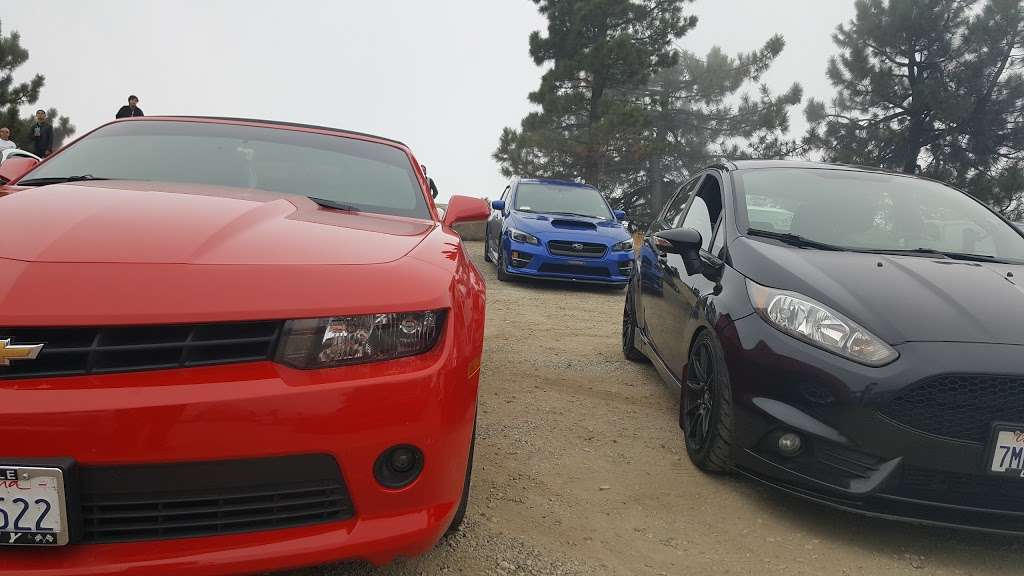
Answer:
[721,313,1024,534]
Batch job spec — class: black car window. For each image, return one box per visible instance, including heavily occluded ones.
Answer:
[678,175,724,251]
[659,176,702,230]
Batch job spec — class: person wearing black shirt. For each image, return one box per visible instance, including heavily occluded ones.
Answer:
[116,95,145,119]
[30,110,53,157]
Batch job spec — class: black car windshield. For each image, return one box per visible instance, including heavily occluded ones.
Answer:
[514,183,613,219]
[735,168,1024,261]
[20,120,431,219]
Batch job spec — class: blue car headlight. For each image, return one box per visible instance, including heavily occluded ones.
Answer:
[509,228,540,245]
[612,239,633,252]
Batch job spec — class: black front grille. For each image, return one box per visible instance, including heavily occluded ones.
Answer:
[548,240,607,258]
[0,321,282,379]
[879,374,1024,444]
[888,466,1024,512]
[80,454,354,543]
[538,263,611,277]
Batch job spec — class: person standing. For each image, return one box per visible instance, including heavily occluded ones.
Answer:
[116,95,144,118]
[30,110,53,157]
[0,127,15,151]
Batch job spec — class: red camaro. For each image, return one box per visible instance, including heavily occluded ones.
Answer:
[0,117,490,574]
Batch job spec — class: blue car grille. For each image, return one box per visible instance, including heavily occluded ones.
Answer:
[538,263,611,277]
[547,240,607,258]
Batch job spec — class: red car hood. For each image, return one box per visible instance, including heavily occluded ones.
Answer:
[0,181,434,265]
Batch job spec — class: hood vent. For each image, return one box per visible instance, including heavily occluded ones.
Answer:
[550,219,597,231]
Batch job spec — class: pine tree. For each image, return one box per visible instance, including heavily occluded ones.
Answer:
[494,0,698,191]
[805,0,1024,216]
[617,36,803,225]
[0,20,75,152]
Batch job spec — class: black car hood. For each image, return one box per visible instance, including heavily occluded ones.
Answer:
[731,236,1024,346]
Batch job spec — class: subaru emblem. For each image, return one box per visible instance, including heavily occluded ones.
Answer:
[572,243,584,251]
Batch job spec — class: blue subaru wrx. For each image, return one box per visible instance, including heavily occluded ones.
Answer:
[484,178,634,286]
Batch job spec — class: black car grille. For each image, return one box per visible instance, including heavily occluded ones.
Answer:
[879,374,1024,444]
[538,263,611,277]
[548,240,607,258]
[888,466,1024,513]
[80,454,354,543]
[0,321,282,379]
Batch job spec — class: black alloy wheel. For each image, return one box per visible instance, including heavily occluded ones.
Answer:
[622,285,647,362]
[682,331,734,472]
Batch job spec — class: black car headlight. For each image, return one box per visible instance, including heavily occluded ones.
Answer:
[746,280,897,367]
[275,310,446,369]
[612,239,633,252]
[508,228,540,245]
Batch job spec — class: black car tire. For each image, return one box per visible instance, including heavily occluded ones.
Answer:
[622,285,647,362]
[483,230,493,263]
[445,422,476,535]
[681,330,734,473]
[495,246,510,282]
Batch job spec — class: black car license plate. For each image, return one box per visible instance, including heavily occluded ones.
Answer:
[988,425,1024,479]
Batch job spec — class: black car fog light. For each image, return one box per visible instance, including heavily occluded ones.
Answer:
[375,445,424,488]
[777,432,803,456]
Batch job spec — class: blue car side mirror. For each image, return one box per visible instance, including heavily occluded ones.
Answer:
[491,200,506,211]
[613,210,626,221]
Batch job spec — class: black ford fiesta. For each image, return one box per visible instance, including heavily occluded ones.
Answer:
[623,160,1024,532]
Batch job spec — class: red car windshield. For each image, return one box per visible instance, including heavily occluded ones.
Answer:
[21,120,431,220]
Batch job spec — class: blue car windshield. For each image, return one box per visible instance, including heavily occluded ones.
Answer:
[514,183,613,220]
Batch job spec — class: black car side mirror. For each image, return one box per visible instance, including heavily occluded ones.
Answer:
[654,227,704,276]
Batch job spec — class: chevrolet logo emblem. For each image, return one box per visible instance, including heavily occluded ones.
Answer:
[0,339,44,366]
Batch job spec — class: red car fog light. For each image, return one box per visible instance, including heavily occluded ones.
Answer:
[375,445,424,489]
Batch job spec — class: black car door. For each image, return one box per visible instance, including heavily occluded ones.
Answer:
[658,173,727,380]
[640,176,703,369]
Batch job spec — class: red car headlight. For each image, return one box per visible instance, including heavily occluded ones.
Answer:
[275,310,446,369]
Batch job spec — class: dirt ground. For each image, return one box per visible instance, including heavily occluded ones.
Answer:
[286,241,1024,576]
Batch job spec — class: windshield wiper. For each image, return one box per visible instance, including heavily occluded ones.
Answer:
[17,175,111,186]
[746,229,845,251]
[308,196,360,212]
[864,248,1003,263]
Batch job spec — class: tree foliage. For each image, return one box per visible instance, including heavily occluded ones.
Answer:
[615,36,803,225]
[495,1,802,227]
[494,0,698,191]
[0,20,75,151]
[805,0,1024,217]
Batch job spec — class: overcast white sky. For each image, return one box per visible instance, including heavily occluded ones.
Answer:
[3,1,854,201]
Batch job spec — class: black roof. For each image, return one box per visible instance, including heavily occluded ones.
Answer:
[714,159,907,176]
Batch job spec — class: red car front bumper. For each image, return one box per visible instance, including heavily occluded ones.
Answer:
[0,332,478,575]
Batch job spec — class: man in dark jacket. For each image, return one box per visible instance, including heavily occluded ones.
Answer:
[115,95,144,118]
[30,110,53,157]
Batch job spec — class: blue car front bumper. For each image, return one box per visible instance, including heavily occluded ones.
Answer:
[501,237,633,285]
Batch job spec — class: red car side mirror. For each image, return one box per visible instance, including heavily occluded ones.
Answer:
[0,157,40,185]
[443,195,490,228]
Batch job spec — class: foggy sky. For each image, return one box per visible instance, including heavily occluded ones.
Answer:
[3,1,855,201]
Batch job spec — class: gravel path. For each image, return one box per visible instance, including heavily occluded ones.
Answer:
[283,241,1022,576]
